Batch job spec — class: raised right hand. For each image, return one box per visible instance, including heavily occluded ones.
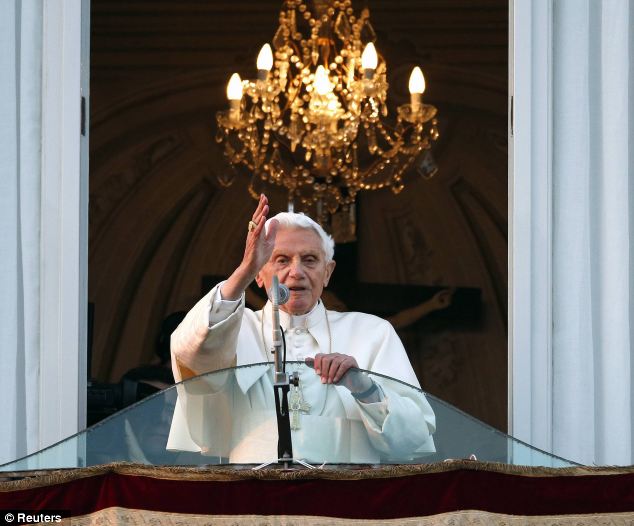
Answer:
[220,194,278,300]
[241,194,278,277]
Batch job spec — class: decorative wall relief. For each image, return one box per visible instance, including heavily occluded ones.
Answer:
[134,134,186,176]
[450,178,507,323]
[386,209,442,286]
[90,133,186,241]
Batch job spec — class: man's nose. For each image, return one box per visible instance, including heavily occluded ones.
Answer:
[288,259,305,277]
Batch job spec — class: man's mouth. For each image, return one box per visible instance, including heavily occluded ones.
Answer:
[288,286,307,292]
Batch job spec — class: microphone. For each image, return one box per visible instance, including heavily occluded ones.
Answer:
[269,282,290,305]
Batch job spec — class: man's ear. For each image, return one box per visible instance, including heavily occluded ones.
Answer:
[255,273,265,288]
[323,260,336,287]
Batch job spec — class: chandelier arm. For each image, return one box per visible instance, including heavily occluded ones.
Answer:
[280,64,303,111]
[282,88,300,113]
[288,40,303,65]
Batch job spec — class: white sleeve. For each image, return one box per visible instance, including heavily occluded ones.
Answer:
[208,282,242,326]
[355,385,388,426]
[170,282,245,381]
[360,383,436,458]
[354,320,436,456]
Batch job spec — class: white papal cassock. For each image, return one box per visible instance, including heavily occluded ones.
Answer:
[167,283,436,463]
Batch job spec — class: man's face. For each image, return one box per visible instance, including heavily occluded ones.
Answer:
[256,227,335,315]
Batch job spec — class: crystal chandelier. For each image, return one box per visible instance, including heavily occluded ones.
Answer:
[216,0,439,235]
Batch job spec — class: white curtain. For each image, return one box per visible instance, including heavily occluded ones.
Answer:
[0,0,43,465]
[551,0,633,465]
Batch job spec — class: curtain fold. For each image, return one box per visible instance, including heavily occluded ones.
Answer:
[552,0,632,465]
[0,0,42,465]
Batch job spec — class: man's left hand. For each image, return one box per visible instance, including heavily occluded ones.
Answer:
[313,352,356,384]
[310,353,373,393]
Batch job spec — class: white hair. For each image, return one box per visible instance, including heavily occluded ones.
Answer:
[265,212,335,261]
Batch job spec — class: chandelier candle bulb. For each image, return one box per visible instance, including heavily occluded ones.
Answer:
[314,65,333,95]
[361,43,377,79]
[226,73,243,121]
[257,44,274,81]
[408,66,425,114]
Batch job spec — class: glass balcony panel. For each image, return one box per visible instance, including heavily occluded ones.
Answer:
[0,362,576,472]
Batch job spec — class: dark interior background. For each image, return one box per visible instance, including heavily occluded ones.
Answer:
[89,0,508,430]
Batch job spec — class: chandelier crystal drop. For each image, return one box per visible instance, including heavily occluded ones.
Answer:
[215,0,439,234]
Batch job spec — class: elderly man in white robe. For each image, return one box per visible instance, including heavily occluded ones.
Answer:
[167,194,436,464]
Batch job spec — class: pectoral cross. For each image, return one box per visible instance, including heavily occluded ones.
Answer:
[289,384,311,430]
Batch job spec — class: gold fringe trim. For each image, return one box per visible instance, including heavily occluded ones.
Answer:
[62,506,634,526]
[3,460,634,492]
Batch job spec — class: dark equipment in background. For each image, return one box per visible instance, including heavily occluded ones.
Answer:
[87,311,185,426]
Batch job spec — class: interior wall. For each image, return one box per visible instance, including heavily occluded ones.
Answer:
[89,0,508,430]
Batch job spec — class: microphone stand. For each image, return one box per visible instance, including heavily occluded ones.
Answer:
[254,276,314,470]
[271,275,294,467]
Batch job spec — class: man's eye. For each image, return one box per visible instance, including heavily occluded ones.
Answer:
[276,257,289,264]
